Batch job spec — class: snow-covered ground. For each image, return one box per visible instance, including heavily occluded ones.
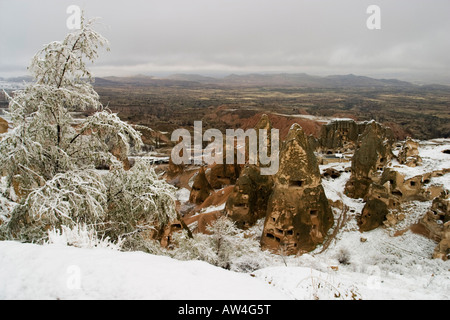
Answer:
[0,241,288,300]
[259,228,450,300]
[1,225,448,300]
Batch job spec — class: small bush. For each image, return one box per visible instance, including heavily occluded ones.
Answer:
[337,248,351,265]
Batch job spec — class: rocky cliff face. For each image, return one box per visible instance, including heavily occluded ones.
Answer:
[261,124,333,255]
[319,119,366,153]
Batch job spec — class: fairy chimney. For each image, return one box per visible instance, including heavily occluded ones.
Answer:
[225,165,274,228]
[261,124,333,255]
[168,136,185,177]
[345,121,394,199]
[208,140,241,189]
[224,114,275,228]
[189,167,213,204]
[254,114,273,166]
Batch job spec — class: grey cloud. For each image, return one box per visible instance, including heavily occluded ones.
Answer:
[1,0,449,83]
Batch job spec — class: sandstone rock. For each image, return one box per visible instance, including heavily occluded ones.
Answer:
[168,136,185,178]
[224,114,275,228]
[261,124,333,255]
[359,198,389,232]
[322,168,342,180]
[197,186,234,212]
[254,114,273,166]
[380,168,446,203]
[384,212,398,227]
[0,117,9,134]
[161,210,223,247]
[319,119,366,153]
[398,137,422,167]
[189,167,213,204]
[420,192,449,238]
[345,121,394,199]
[160,221,184,247]
[433,221,450,261]
[208,156,241,189]
[225,165,274,228]
[110,142,131,170]
[168,155,185,178]
[415,191,450,260]
[209,163,240,189]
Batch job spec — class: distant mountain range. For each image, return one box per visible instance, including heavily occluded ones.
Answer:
[94,73,421,88]
[2,73,449,89]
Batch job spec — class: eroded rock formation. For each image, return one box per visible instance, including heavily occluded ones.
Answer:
[434,221,450,261]
[225,165,274,228]
[398,137,422,167]
[208,153,241,189]
[224,114,275,228]
[345,121,394,199]
[319,119,366,153]
[414,191,449,260]
[189,167,213,204]
[261,124,333,255]
[0,117,8,134]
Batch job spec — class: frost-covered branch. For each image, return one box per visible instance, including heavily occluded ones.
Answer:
[0,14,176,249]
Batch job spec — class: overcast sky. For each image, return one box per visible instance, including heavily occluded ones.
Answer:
[1,0,450,84]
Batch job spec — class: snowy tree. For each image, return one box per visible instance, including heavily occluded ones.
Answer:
[0,16,176,246]
[102,160,177,250]
[171,217,261,270]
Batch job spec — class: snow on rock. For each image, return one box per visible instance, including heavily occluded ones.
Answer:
[0,241,288,300]
[200,203,226,214]
[175,188,191,203]
[430,172,450,192]
[390,139,450,180]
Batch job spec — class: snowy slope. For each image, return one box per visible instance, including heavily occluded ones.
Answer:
[253,228,450,300]
[1,227,448,300]
[0,241,288,300]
